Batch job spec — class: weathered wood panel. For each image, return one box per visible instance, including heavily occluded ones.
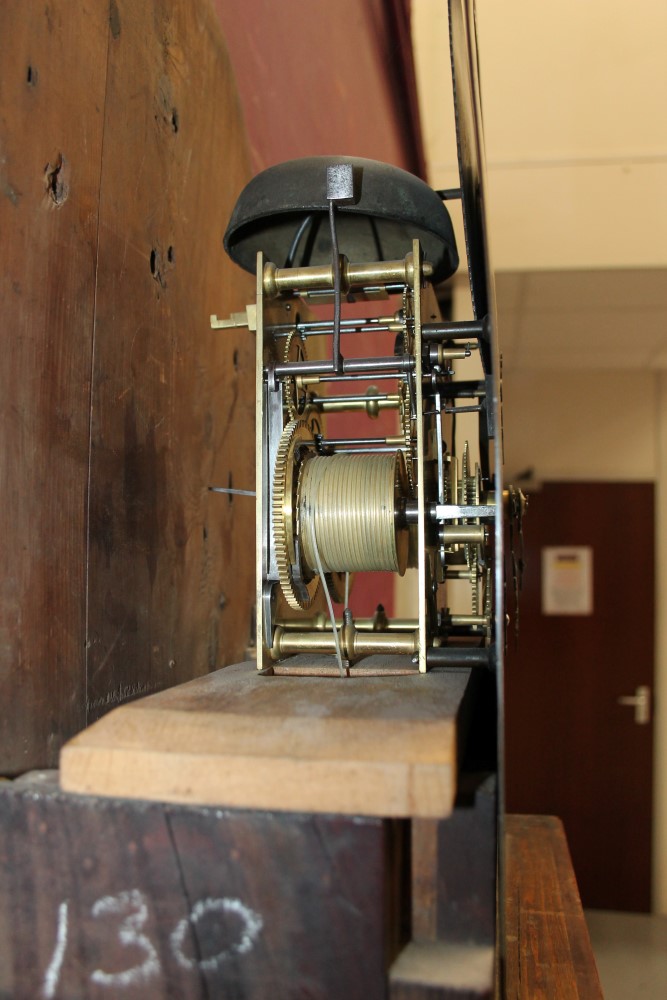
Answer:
[0,0,109,772]
[0,0,256,773]
[85,0,255,720]
[0,772,394,999]
[504,814,603,999]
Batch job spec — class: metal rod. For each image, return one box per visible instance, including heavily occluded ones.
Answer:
[302,372,401,385]
[301,286,406,300]
[329,203,343,373]
[312,394,399,414]
[318,436,404,447]
[321,445,401,454]
[272,355,414,378]
[328,355,413,374]
[405,501,496,523]
[313,393,398,405]
[426,646,493,669]
[300,316,396,329]
[435,503,496,520]
[267,317,397,337]
[276,616,419,632]
[421,319,487,342]
[449,615,489,627]
[208,487,256,497]
[438,380,486,398]
[446,568,477,580]
[436,187,463,201]
[319,437,385,446]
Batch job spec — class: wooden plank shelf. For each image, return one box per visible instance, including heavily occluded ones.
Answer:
[60,661,470,818]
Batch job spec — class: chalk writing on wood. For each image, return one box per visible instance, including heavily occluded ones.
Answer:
[42,901,69,1000]
[170,896,264,971]
[90,890,160,987]
[41,890,263,996]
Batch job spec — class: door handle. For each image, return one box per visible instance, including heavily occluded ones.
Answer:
[617,685,651,725]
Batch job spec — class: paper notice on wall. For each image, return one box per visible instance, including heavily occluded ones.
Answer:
[542,546,593,616]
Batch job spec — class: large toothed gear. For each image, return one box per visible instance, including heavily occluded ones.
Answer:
[272,418,320,610]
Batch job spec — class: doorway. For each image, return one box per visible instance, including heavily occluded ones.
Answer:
[505,481,655,911]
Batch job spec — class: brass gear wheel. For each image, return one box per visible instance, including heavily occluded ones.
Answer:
[483,566,492,628]
[396,290,416,496]
[399,380,415,495]
[457,442,483,615]
[459,441,470,504]
[272,418,320,611]
[283,330,308,420]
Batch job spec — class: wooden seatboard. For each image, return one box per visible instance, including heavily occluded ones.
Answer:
[61,661,470,818]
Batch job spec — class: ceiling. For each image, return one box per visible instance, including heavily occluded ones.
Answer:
[496,269,667,372]
[412,0,667,372]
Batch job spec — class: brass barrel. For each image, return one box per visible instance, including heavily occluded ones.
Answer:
[299,452,408,575]
[263,252,432,298]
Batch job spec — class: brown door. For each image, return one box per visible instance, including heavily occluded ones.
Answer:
[505,482,654,911]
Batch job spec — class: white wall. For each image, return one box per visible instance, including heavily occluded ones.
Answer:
[503,370,657,482]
